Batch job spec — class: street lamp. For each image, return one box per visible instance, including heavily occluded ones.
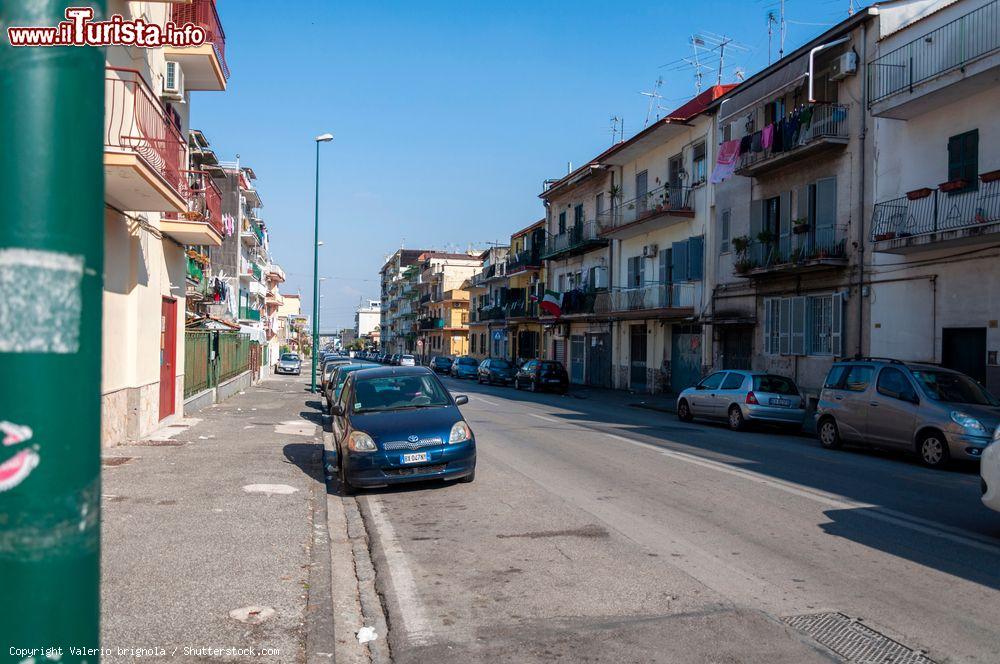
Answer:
[311,133,333,393]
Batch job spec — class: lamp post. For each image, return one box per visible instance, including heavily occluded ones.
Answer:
[310,133,333,393]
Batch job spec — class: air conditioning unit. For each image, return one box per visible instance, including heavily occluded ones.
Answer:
[163,61,185,100]
[643,244,659,258]
[830,52,858,81]
[591,266,608,289]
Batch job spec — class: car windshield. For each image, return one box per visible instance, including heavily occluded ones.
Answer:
[754,375,798,395]
[334,365,369,397]
[491,359,512,369]
[458,358,477,366]
[540,361,561,372]
[352,374,452,413]
[280,354,299,362]
[434,357,450,365]
[911,370,1000,406]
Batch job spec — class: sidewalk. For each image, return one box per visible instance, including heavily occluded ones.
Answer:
[100,376,333,662]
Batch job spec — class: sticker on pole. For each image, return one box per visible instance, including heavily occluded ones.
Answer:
[0,448,40,492]
[0,248,85,353]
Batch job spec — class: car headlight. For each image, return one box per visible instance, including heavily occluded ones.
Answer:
[951,411,986,434]
[348,431,377,452]
[449,421,472,444]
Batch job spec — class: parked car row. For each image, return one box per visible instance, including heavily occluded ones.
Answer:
[435,355,569,394]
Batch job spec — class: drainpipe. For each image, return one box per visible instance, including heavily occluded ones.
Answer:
[0,0,105,654]
[856,23,868,356]
[808,36,851,102]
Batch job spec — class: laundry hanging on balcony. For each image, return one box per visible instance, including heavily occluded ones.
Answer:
[710,139,741,184]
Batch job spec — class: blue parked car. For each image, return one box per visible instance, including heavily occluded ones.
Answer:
[451,356,479,379]
[330,366,476,493]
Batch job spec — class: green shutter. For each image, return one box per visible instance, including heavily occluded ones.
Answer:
[688,236,704,280]
[672,241,689,282]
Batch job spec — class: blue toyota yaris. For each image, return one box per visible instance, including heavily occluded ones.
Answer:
[330,366,476,493]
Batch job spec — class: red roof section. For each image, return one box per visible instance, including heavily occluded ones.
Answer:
[663,84,738,122]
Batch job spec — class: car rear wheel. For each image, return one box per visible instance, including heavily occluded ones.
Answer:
[728,405,746,431]
[917,430,951,468]
[529,379,538,393]
[514,378,522,390]
[818,418,842,450]
[677,399,693,422]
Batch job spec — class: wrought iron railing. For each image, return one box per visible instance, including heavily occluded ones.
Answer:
[595,283,697,314]
[164,171,223,236]
[506,248,541,273]
[172,0,230,79]
[104,67,187,198]
[734,232,847,274]
[598,184,694,231]
[477,306,506,321]
[737,103,849,172]
[542,221,607,258]
[870,179,1000,240]
[868,0,1000,104]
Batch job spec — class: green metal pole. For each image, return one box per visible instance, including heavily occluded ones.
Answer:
[0,0,105,659]
[310,141,320,392]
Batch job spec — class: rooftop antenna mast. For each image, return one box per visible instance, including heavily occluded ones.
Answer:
[848,0,856,15]
[691,32,750,87]
[767,11,777,65]
[639,76,664,127]
[609,115,623,144]
[779,0,787,59]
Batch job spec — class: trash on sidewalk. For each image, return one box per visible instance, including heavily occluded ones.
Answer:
[356,626,378,644]
[229,605,275,624]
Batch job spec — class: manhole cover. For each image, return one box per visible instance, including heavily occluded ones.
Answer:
[102,457,133,467]
[783,612,936,664]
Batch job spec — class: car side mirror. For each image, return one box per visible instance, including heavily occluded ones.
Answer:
[454,395,469,406]
[330,404,344,417]
[695,384,706,390]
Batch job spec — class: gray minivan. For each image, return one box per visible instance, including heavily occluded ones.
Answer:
[815,359,1000,467]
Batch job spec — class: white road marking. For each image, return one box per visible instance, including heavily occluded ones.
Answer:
[365,496,433,645]
[528,413,561,424]
[607,432,1000,555]
[471,395,500,407]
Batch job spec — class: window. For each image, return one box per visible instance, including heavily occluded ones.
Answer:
[698,372,726,390]
[720,209,731,254]
[558,211,567,235]
[558,273,566,292]
[470,334,476,353]
[658,247,672,284]
[824,365,848,389]
[947,129,978,193]
[877,367,916,402]
[764,293,844,357]
[809,296,833,355]
[753,375,798,395]
[844,365,874,392]
[596,192,605,216]
[721,373,746,390]
[627,256,645,288]
[573,204,584,227]
[692,142,707,184]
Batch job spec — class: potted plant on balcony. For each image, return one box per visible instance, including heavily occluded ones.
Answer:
[756,229,776,245]
[731,235,751,255]
[792,217,810,234]
[939,178,969,193]
[873,231,896,242]
[906,187,934,200]
[734,258,755,274]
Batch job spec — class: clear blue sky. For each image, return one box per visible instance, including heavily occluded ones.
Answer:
[193,0,871,331]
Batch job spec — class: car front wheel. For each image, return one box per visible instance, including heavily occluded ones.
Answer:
[818,418,842,450]
[917,430,951,468]
[677,399,693,422]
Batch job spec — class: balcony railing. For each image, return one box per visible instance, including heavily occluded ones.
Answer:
[477,306,506,322]
[419,294,432,304]
[239,306,261,322]
[542,221,607,259]
[163,171,223,235]
[734,232,847,276]
[870,178,1000,241]
[507,299,538,319]
[869,0,1000,104]
[595,283,696,314]
[598,184,694,232]
[419,317,445,331]
[736,104,849,174]
[506,248,541,274]
[172,0,230,80]
[105,67,186,196]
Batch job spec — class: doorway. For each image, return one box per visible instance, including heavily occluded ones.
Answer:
[569,335,586,384]
[719,326,752,370]
[942,327,987,384]
[629,324,648,391]
[586,332,612,388]
[671,324,703,393]
[159,297,177,420]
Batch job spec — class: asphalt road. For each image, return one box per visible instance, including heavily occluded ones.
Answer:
[352,375,1000,664]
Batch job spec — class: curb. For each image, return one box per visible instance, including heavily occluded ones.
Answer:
[305,446,337,664]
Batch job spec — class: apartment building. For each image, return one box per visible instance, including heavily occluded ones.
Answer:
[504,221,547,364]
[416,253,481,361]
[379,249,431,354]
[468,246,510,361]
[709,10,875,398]
[867,0,1000,394]
[101,0,229,445]
[356,299,382,340]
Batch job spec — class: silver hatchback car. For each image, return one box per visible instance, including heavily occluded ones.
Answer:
[677,370,806,431]
[815,359,1000,468]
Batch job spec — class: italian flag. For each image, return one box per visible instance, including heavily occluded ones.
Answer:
[540,290,563,317]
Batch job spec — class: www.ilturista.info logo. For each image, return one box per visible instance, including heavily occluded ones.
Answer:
[6,7,207,48]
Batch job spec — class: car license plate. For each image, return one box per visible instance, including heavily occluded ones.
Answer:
[769,397,791,407]
[401,452,428,464]
[546,378,561,383]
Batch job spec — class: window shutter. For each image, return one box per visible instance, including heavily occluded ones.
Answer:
[688,236,704,280]
[720,209,731,253]
[831,292,844,357]
[749,200,764,237]
[658,249,669,284]
[779,297,791,355]
[948,134,962,183]
[672,241,689,282]
[763,298,773,355]
[791,296,806,355]
[815,177,837,238]
[779,191,793,258]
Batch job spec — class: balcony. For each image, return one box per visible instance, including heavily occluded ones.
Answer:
[240,219,264,246]
[165,0,230,91]
[868,0,1000,119]
[734,231,848,278]
[598,185,695,240]
[419,294,432,304]
[506,299,538,320]
[476,306,506,322]
[584,283,694,319]
[542,221,608,260]
[505,249,542,276]
[104,68,187,213]
[266,263,286,283]
[735,104,849,177]
[870,177,1000,254]
[239,306,261,322]
[162,171,224,246]
[186,255,205,284]
[419,317,445,331]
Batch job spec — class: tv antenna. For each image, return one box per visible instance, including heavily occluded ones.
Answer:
[609,116,624,144]
[639,77,664,127]
[660,32,749,94]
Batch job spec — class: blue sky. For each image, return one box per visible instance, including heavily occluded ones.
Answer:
[193,0,871,331]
